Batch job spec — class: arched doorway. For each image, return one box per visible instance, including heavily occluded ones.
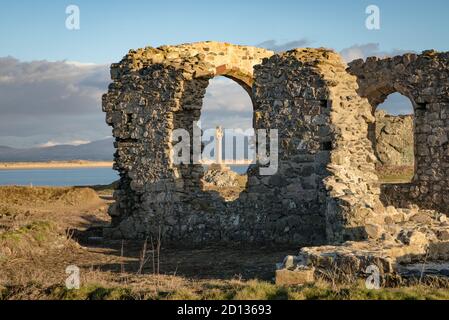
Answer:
[374,92,415,184]
[199,76,254,201]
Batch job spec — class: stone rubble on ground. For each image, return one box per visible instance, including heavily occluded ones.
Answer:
[276,208,449,284]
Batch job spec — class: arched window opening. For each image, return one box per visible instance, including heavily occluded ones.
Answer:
[199,76,254,201]
[374,93,415,184]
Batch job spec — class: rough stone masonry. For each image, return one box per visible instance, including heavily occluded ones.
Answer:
[375,110,414,167]
[102,42,449,248]
[348,51,449,214]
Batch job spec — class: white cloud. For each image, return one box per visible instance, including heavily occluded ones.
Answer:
[39,141,58,148]
[69,139,91,145]
[340,43,415,63]
[64,61,98,67]
[0,56,111,148]
[39,139,91,148]
[257,39,311,52]
[203,77,252,112]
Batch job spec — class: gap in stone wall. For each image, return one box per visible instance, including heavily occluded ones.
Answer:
[199,76,254,201]
[375,93,415,184]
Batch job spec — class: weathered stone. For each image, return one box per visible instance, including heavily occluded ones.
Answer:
[365,223,384,240]
[279,215,449,281]
[410,213,433,224]
[275,267,315,286]
[437,230,449,241]
[399,230,428,246]
[280,255,305,270]
[375,110,414,167]
[202,167,240,188]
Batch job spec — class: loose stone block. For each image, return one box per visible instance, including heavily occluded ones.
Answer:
[275,268,315,286]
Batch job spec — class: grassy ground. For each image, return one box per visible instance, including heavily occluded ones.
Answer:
[1,177,449,300]
[88,181,118,196]
[2,276,449,300]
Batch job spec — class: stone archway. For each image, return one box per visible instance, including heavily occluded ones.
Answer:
[102,42,275,242]
[153,43,274,216]
[348,51,449,213]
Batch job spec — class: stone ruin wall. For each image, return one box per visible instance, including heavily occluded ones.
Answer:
[348,51,449,214]
[103,42,449,247]
[250,49,383,244]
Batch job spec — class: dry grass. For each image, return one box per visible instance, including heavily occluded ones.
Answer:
[1,184,449,300]
[0,186,101,206]
[2,275,449,300]
[89,181,118,196]
[0,221,58,253]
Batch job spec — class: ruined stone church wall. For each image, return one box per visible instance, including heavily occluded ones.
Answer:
[312,50,383,242]
[244,50,332,245]
[103,43,384,245]
[103,42,439,246]
[102,42,280,243]
[102,63,185,238]
[348,51,449,214]
[246,48,383,244]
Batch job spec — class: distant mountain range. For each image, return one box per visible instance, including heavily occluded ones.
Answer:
[0,138,114,162]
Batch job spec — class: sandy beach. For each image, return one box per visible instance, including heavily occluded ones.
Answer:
[0,160,113,170]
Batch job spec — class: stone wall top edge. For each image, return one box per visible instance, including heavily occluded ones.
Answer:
[347,49,449,71]
[114,44,347,70]
[122,41,275,61]
[258,47,346,68]
[110,41,277,81]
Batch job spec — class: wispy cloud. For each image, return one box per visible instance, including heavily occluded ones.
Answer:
[340,43,415,63]
[257,39,311,52]
[38,139,91,148]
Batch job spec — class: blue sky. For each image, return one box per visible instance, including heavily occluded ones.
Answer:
[0,0,447,148]
[1,0,449,63]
